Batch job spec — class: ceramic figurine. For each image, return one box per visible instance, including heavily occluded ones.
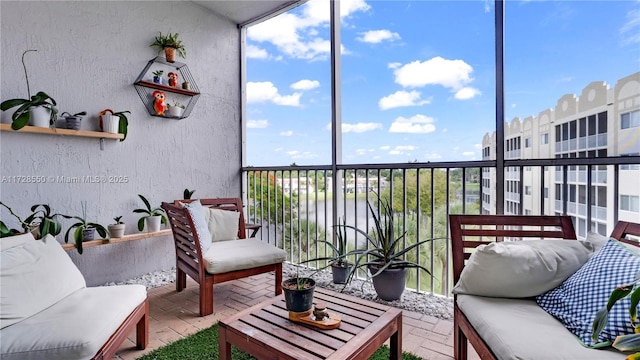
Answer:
[167,72,179,88]
[152,90,167,116]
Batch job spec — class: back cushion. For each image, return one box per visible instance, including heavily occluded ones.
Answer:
[203,208,240,242]
[1,234,86,329]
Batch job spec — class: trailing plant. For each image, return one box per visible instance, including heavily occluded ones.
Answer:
[150,32,186,59]
[62,202,108,254]
[133,194,167,231]
[591,274,640,355]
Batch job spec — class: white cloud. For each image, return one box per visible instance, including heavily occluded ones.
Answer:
[356,148,374,155]
[247,0,370,60]
[455,87,481,100]
[280,130,294,136]
[247,81,302,106]
[380,145,391,150]
[474,143,482,149]
[388,62,401,70]
[388,145,415,156]
[424,152,442,160]
[247,119,268,128]
[291,79,320,90]
[286,150,316,159]
[462,151,475,157]
[343,122,382,133]
[389,114,436,134]
[620,6,640,46]
[246,45,269,59]
[357,29,401,44]
[392,56,480,100]
[378,90,431,110]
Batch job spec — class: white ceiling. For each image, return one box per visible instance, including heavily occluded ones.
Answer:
[193,0,302,25]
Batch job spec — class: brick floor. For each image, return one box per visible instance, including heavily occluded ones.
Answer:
[114,272,480,360]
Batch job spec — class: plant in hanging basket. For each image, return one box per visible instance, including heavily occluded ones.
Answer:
[150,32,186,62]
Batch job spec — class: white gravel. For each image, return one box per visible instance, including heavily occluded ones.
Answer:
[104,263,454,320]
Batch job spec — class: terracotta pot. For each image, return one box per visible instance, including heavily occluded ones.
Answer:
[164,47,176,63]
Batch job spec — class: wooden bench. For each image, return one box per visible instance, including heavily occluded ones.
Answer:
[449,215,640,360]
[162,198,285,316]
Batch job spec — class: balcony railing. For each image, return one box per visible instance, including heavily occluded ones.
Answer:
[242,156,640,298]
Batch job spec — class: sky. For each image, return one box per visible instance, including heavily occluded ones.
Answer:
[245,0,640,166]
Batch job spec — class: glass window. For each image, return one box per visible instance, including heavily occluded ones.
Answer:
[579,117,586,137]
[541,133,549,144]
[621,110,640,129]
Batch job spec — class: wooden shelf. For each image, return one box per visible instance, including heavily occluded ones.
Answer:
[62,229,172,251]
[134,80,200,96]
[0,123,124,140]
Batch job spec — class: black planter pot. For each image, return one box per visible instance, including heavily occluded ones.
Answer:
[65,116,82,130]
[282,278,316,312]
[331,263,353,284]
[368,265,408,301]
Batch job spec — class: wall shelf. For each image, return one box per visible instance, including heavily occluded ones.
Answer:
[0,123,124,140]
[62,229,172,251]
[133,57,200,120]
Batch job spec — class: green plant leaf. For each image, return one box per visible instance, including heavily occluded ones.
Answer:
[592,307,609,341]
[613,334,640,352]
[138,217,146,231]
[608,286,634,311]
[630,287,640,322]
[0,98,28,111]
[74,226,84,254]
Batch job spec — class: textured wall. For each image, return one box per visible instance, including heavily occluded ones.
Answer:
[0,1,242,285]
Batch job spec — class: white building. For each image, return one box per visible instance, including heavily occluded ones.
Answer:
[482,72,640,238]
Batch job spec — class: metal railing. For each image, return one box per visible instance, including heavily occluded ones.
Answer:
[242,156,640,297]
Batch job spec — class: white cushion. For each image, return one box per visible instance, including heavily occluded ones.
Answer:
[1,234,86,329]
[202,207,240,242]
[0,285,146,360]
[581,231,609,253]
[203,238,286,274]
[457,294,625,359]
[179,199,213,253]
[452,239,593,298]
[536,239,640,346]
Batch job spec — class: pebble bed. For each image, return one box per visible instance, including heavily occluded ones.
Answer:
[105,263,454,320]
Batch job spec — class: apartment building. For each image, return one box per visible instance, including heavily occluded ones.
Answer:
[482,72,640,238]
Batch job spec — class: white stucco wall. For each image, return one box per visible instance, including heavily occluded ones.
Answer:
[0,1,242,285]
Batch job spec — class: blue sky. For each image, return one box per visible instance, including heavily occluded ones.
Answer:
[245,0,640,166]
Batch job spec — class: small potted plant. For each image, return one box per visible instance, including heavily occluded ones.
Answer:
[62,202,109,254]
[282,268,316,313]
[98,109,130,141]
[133,194,167,233]
[302,217,353,284]
[152,70,163,84]
[150,32,186,63]
[0,50,58,129]
[60,111,86,130]
[108,216,126,238]
[167,101,185,118]
[24,204,65,240]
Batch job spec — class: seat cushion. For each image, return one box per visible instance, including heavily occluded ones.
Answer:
[203,238,286,274]
[1,234,86,329]
[452,239,593,298]
[457,294,624,359]
[0,285,146,360]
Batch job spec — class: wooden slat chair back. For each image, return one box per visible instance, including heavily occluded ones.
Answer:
[449,214,577,360]
[162,198,283,316]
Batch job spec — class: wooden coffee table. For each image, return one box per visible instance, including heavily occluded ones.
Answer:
[218,287,402,360]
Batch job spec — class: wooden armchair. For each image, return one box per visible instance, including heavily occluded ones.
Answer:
[162,197,285,316]
[449,215,577,360]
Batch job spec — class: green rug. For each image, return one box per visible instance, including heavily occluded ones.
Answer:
[136,322,422,359]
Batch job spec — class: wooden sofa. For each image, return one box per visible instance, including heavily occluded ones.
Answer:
[162,198,286,316]
[449,215,640,360]
[0,233,148,360]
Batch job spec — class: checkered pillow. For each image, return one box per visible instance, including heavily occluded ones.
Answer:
[536,239,640,346]
[179,200,213,254]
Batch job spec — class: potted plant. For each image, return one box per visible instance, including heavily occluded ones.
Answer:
[152,70,163,84]
[98,109,130,141]
[282,268,316,313]
[24,204,65,240]
[133,194,167,233]
[108,216,126,238]
[301,217,353,284]
[62,202,109,254]
[167,101,185,117]
[150,32,186,63]
[0,50,58,129]
[345,196,435,301]
[60,111,86,130]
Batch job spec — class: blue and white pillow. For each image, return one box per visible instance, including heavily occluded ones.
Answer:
[536,239,640,346]
[179,200,213,254]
